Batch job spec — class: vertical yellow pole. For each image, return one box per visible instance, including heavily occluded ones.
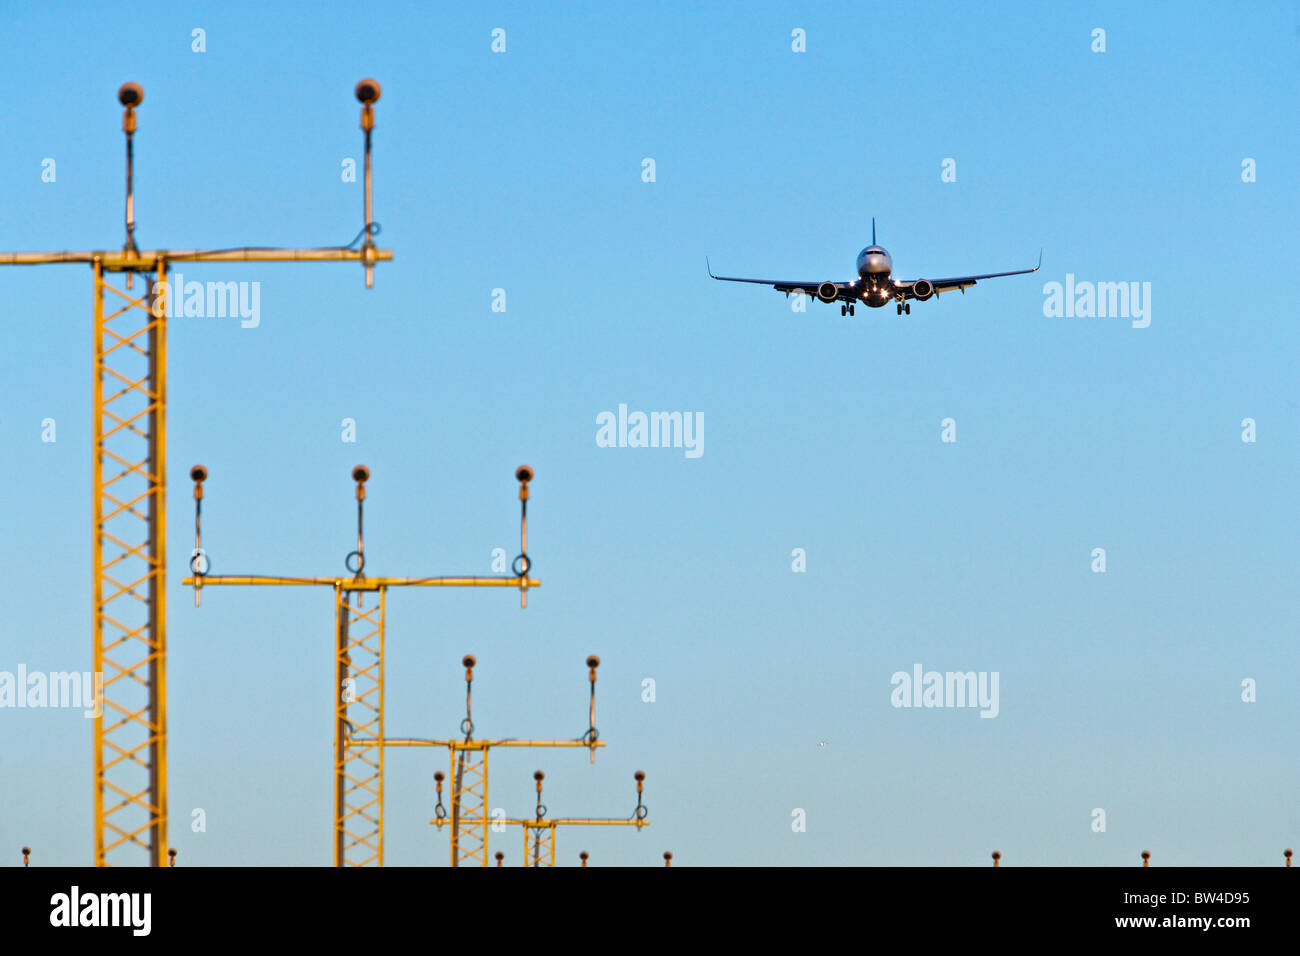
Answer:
[377,586,386,866]
[480,749,489,867]
[149,261,169,868]
[91,259,105,867]
[334,585,347,867]
[450,750,460,866]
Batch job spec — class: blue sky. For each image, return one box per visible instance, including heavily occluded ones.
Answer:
[2,0,1298,866]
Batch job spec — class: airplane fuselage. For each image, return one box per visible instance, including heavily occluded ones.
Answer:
[854,245,894,307]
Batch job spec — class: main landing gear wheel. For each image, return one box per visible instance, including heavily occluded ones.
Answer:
[848,304,855,316]
[904,303,910,315]
[841,304,846,316]
[896,303,903,315]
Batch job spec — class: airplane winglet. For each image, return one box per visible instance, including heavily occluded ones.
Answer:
[706,256,717,279]
[1035,248,1043,271]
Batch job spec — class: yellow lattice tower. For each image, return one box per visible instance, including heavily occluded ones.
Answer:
[416,655,650,866]
[503,768,649,868]
[183,465,538,866]
[334,576,386,865]
[0,80,393,866]
[183,463,538,868]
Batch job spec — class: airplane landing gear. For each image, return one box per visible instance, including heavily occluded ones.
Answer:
[848,304,855,316]
[841,304,846,316]
[896,302,903,315]
[905,303,910,315]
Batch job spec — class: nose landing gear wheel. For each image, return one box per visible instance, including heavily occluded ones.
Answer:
[904,303,910,314]
[841,304,846,316]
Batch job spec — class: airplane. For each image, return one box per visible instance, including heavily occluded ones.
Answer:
[707,220,1041,316]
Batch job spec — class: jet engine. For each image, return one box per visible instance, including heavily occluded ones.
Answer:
[911,278,935,301]
[816,281,838,302]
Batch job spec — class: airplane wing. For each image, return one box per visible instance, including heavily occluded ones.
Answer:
[707,259,854,300]
[911,250,1043,297]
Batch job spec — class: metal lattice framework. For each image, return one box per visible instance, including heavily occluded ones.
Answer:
[418,656,650,867]
[335,587,386,866]
[524,822,556,868]
[500,767,650,868]
[184,465,537,865]
[1,79,393,866]
[450,745,489,866]
[92,261,169,866]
